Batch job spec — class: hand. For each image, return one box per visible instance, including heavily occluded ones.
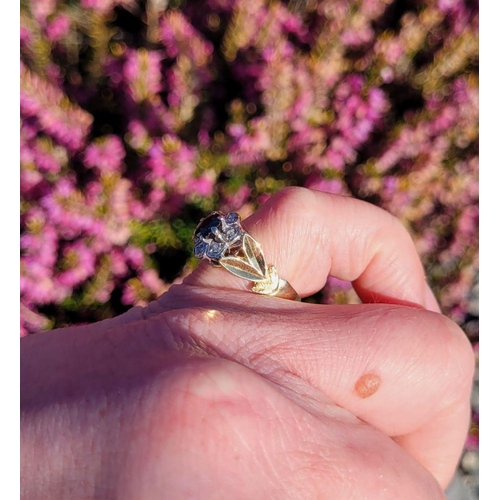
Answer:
[21,188,474,499]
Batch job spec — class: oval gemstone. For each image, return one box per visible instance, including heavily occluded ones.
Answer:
[196,213,223,239]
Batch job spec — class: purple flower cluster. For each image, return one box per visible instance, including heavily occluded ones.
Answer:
[20,0,478,339]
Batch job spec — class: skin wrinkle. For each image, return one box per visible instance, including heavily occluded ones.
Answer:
[337,198,377,280]
[159,308,226,358]
[279,326,337,387]
[156,307,324,409]
[343,218,374,280]
[231,311,278,363]
[347,202,426,306]
[294,218,329,279]
[327,309,389,387]
[257,189,326,285]
[219,411,255,473]
[185,188,438,312]
[356,245,417,306]
[252,411,291,495]
[299,306,451,434]
[241,311,344,392]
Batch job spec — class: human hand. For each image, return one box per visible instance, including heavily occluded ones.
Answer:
[21,188,474,499]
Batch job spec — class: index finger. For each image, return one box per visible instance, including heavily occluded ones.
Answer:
[185,187,440,311]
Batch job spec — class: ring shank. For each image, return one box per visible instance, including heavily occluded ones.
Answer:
[269,278,301,301]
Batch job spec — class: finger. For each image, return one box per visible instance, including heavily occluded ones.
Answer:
[185,187,440,311]
[158,287,474,488]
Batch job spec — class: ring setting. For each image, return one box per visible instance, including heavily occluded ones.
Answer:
[193,211,300,301]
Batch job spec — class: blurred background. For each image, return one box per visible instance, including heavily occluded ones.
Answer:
[20,0,478,496]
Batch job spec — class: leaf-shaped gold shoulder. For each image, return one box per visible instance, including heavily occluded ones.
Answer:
[219,255,268,282]
[242,233,267,276]
[219,233,269,282]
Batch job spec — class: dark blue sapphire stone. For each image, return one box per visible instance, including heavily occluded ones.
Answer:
[197,213,223,239]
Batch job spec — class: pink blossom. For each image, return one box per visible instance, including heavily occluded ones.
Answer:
[57,242,96,288]
[20,25,32,45]
[20,169,44,194]
[45,13,72,42]
[123,49,164,102]
[122,280,138,305]
[190,171,216,197]
[160,11,213,66]
[83,135,126,173]
[222,184,252,211]
[81,0,114,14]
[124,247,145,269]
[340,27,374,47]
[94,283,113,303]
[140,269,163,294]
[31,0,56,25]
[21,65,93,151]
[109,249,128,277]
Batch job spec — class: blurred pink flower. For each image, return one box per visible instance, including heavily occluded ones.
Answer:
[31,0,56,25]
[45,13,72,42]
[191,171,216,197]
[81,0,114,14]
[57,242,96,288]
[83,135,126,173]
[124,246,145,269]
[123,49,164,102]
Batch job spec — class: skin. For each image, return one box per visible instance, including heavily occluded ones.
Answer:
[21,188,475,499]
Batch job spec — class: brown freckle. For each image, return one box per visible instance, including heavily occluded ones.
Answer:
[354,373,381,399]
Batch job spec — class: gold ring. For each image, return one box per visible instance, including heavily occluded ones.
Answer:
[193,211,300,301]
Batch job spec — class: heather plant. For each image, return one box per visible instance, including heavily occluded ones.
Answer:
[20,0,478,343]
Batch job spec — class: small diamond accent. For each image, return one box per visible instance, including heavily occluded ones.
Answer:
[194,241,207,259]
[207,242,225,259]
[225,212,240,224]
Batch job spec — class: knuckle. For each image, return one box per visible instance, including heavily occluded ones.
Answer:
[151,357,266,441]
[433,312,475,402]
[271,185,316,206]
[166,357,250,405]
[377,306,475,406]
[267,186,322,225]
[133,357,269,491]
